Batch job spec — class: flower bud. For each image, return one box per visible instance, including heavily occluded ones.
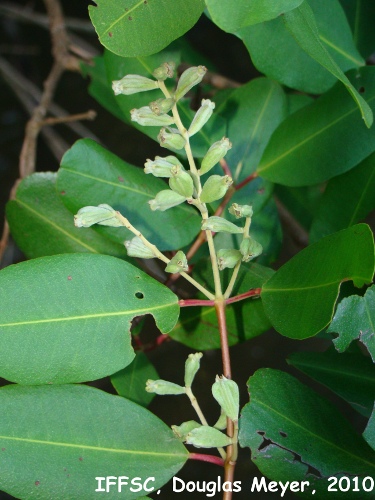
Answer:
[174,66,207,101]
[200,138,232,175]
[201,216,243,234]
[184,352,203,387]
[145,379,185,395]
[185,426,232,448]
[74,204,122,228]
[152,61,176,80]
[214,411,227,430]
[148,189,186,211]
[240,237,263,262]
[200,175,233,203]
[149,98,175,115]
[144,156,182,177]
[217,249,242,270]
[165,250,189,274]
[131,106,174,126]
[169,165,194,198]
[112,74,158,95]
[158,127,186,150]
[228,203,253,219]
[172,421,202,440]
[188,99,215,137]
[125,236,155,259]
[212,375,239,421]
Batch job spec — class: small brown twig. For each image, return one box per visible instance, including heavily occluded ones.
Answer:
[42,110,97,126]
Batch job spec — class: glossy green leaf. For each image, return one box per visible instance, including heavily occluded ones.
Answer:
[0,384,187,500]
[364,405,375,451]
[89,0,205,57]
[288,349,375,417]
[0,253,179,384]
[216,78,287,181]
[169,261,273,350]
[329,285,375,361]
[310,152,375,243]
[283,2,371,127]
[57,138,200,251]
[340,0,375,59]
[257,67,375,186]
[104,50,226,158]
[205,0,303,33]
[111,351,159,407]
[261,224,375,339]
[240,0,364,94]
[239,369,375,494]
[6,173,127,260]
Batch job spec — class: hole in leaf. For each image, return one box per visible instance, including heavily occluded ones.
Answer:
[279,431,287,438]
[359,86,365,93]
[135,292,144,299]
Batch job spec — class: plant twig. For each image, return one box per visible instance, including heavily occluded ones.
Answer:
[189,453,225,467]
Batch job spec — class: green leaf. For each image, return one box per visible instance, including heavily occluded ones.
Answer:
[205,0,303,33]
[288,349,375,417]
[57,138,200,251]
[6,173,127,260]
[239,369,375,494]
[0,384,187,499]
[240,0,364,95]
[340,0,375,59]
[329,285,375,361]
[0,253,179,384]
[104,50,226,158]
[89,0,205,57]
[282,1,372,127]
[111,351,159,407]
[257,67,375,186]
[169,261,273,350]
[310,152,375,243]
[216,78,287,181]
[261,224,375,339]
[364,405,375,450]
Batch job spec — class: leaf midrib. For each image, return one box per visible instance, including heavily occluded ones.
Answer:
[103,0,145,35]
[0,434,186,458]
[263,277,369,293]
[0,302,175,328]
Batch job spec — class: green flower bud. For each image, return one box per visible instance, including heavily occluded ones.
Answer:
[188,99,215,137]
[228,203,253,219]
[152,61,176,80]
[174,66,207,101]
[240,237,263,262]
[185,426,232,448]
[184,352,203,387]
[165,250,189,274]
[201,216,243,234]
[145,379,185,395]
[172,421,202,440]
[125,237,155,259]
[212,375,239,421]
[144,156,183,177]
[214,411,227,430]
[149,97,175,115]
[74,204,122,228]
[200,137,232,175]
[217,249,242,270]
[158,127,186,150]
[112,74,158,95]
[200,175,233,203]
[148,189,186,211]
[169,165,194,198]
[131,106,174,127]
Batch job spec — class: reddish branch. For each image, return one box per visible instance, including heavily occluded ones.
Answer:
[179,288,261,307]
[189,453,225,467]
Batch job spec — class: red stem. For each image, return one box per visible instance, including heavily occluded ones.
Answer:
[235,172,258,191]
[189,453,225,467]
[178,288,261,308]
[226,288,261,304]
